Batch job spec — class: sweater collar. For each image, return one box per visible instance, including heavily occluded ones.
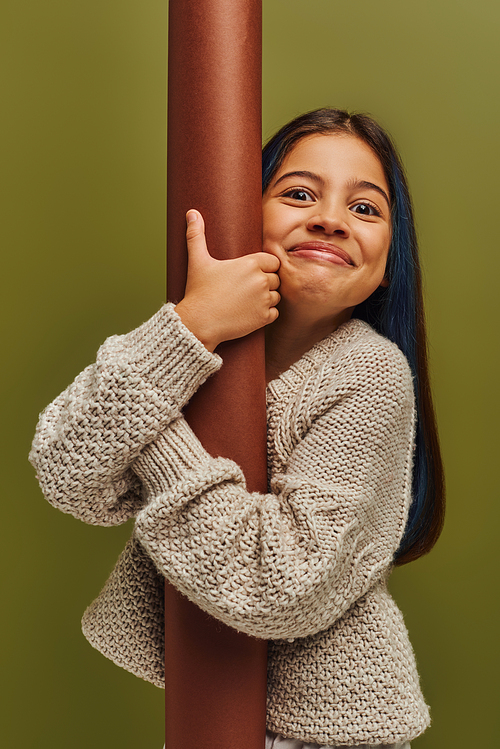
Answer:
[266,317,375,401]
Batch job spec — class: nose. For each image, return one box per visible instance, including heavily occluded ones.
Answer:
[306,206,350,237]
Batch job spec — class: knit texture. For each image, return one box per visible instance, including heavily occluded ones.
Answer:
[30,303,430,746]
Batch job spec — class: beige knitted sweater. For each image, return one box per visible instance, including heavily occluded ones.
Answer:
[29,303,430,746]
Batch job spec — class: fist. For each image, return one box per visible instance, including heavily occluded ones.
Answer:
[175,210,281,351]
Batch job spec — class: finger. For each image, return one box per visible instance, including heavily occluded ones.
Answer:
[185,210,211,263]
[269,290,281,307]
[267,306,279,323]
[268,273,281,291]
[259,253,281,272]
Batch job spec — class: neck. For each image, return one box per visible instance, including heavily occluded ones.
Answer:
[265,301,354,384]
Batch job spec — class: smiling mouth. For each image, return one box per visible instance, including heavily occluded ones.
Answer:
[288,242,354,266]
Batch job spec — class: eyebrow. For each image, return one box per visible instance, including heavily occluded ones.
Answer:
[272,170,326,188]
[272,171,391,208]
[347,179,391,208]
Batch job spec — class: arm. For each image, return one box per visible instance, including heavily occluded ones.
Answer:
[134,336,416,640]
[29,304,223,526]
[29,211,280,527]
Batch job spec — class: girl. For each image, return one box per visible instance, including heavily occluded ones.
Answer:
[30,108,444,748]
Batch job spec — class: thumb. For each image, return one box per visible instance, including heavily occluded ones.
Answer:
[185,210,211,266]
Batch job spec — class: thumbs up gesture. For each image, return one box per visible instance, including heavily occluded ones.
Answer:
[175,210,281,352]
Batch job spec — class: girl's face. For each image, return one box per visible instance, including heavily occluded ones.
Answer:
[262,134,392,321]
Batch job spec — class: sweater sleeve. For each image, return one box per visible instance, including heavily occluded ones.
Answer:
[28,304,222,526]
[133,337,416,640]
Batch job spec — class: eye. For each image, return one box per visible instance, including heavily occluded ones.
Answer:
[350,202,381,217]
[283,188,315,202]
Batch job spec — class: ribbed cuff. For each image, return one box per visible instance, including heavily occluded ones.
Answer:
[133,417,210,493]
[133,416,246,498]
[101,303,222,410]
[134,445,246,551]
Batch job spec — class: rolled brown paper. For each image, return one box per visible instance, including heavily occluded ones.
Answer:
[166,1,267,748]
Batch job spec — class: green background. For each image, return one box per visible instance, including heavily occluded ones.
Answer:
[1,0,499,747]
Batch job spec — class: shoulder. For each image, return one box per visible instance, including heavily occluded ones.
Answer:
[281,321,414,438]
[311,318,414,400]
[266,320,415,444]
[268,321,416,469]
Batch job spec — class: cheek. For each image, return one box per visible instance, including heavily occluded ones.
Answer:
[262,201,296,249]
[262,202,277,242]
[362,232,391,294]
[363,226,391,266]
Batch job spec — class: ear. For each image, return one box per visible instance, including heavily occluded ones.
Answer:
[379,275,390,288]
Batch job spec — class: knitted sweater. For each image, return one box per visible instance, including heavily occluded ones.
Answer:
[29,303,430,746]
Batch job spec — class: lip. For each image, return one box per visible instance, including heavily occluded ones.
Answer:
[288,242,354,266]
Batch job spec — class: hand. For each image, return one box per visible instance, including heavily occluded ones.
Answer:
[175,210,281,351]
